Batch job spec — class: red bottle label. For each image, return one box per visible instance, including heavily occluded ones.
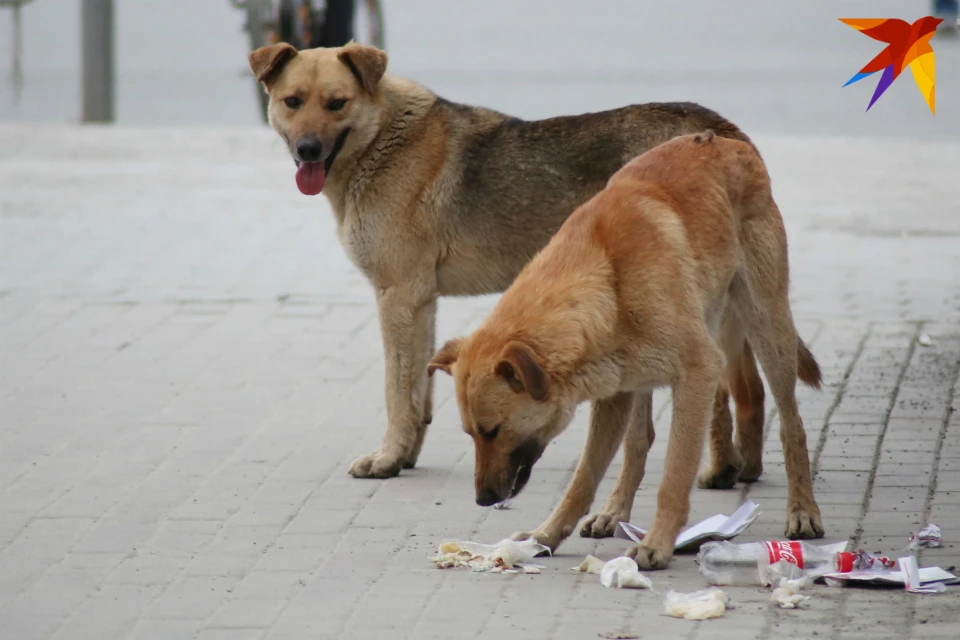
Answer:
[765,541,804,569]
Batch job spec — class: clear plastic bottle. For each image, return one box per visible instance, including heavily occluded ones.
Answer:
[697,540,855,586]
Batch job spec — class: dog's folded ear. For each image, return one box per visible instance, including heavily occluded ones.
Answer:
[495,341,549,402]
[337,43,388,94]
[428,338,463,377]
[249,43,298,88]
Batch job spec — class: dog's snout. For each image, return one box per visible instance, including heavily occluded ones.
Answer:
[296,137,323,163]
[476,488,501,507]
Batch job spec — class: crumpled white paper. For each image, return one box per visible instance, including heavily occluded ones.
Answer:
[429,537,549,573]
[664,588,729,620]
[600,557,653,589]
[770,577,810,608]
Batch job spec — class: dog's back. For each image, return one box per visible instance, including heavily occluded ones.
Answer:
[610,130,771,214]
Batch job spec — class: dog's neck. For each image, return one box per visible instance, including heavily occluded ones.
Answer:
[323,75,437,216]
[485,265,625,405]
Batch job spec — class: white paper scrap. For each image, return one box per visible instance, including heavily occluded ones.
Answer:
[899,556,947,594]
[600,557,653,589]
[616,501,761,551]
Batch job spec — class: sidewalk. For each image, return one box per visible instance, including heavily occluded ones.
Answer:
[0,125,958,640]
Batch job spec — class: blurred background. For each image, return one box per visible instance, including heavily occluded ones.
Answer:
[0,0,957,138]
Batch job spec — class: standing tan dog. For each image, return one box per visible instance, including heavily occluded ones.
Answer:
[248,42,775,499]
[428,131,824,569]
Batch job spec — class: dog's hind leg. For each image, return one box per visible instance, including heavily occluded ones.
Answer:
[696,381,742,490]
[512,392,634,552]
[581,391,655,538]
[733,211,823,539]
[732,341,766,482]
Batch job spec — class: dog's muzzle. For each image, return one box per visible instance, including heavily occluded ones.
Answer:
[293,128,351,172]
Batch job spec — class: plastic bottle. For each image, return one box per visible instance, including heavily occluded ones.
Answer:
[696,540,855,586]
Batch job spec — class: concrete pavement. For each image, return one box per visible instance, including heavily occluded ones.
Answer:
[1,124,959,639]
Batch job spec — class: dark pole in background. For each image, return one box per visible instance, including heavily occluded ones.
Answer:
[81,0,114,122]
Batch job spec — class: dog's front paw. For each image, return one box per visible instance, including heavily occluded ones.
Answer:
[580,510,627,539]
[349,450,404,479]
[510,528,563,553]
[624,543,672,570]
[785,502,824,539]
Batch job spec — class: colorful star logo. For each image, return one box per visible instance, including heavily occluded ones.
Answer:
[840,17,942,114]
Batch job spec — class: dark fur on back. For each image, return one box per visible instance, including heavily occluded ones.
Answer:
[431,99,754,295]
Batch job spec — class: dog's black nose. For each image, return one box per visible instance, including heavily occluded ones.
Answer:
[296,138,323,163]
[476,488,501,507]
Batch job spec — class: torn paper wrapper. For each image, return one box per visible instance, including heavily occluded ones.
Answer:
[616,501,761,552]
[899,556,947,594]
[664,588,729,620]
[907,523,942,551]
[429,537,549,574]
[822,560,957,589]
[600,557,653,589]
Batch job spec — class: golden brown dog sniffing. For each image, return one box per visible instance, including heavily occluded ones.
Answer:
[248,42,775,498]
[428,131,824,569]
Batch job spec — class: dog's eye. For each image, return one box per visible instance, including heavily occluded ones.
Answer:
[481,425,502,441]
[284,96,302,109]
[327,98,348,112]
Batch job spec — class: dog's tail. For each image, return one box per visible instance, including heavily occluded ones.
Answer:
[797,338,822,390]
[693,129,716,144]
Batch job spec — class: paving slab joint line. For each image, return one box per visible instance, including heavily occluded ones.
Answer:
[907,334,960,628]
[852,323,922,547]
[810,323,872,476]
[828,323,922,640]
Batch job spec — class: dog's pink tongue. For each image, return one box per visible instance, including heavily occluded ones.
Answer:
[295,162,326,196]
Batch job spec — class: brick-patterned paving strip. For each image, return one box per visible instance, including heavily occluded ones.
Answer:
[1,127,958,640]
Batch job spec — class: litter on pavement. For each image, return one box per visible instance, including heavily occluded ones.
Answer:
[899,556,948,594]
[697,539,849,586]
[770,576,810,608]
[917,331,934,347]
[429,537,549,574]
[907,523,942,550]
[664,588,729,620]
[617,501,760,552]
[572,555,605,575]
[822,558,957,591]
[599,557,653,590]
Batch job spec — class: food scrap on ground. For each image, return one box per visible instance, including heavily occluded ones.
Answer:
[429,537,549,574]
[770,577,810,609]
[664,588,729,620]
[572,555,606,575]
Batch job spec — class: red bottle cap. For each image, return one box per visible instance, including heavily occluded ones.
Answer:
[835,551,855,573]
